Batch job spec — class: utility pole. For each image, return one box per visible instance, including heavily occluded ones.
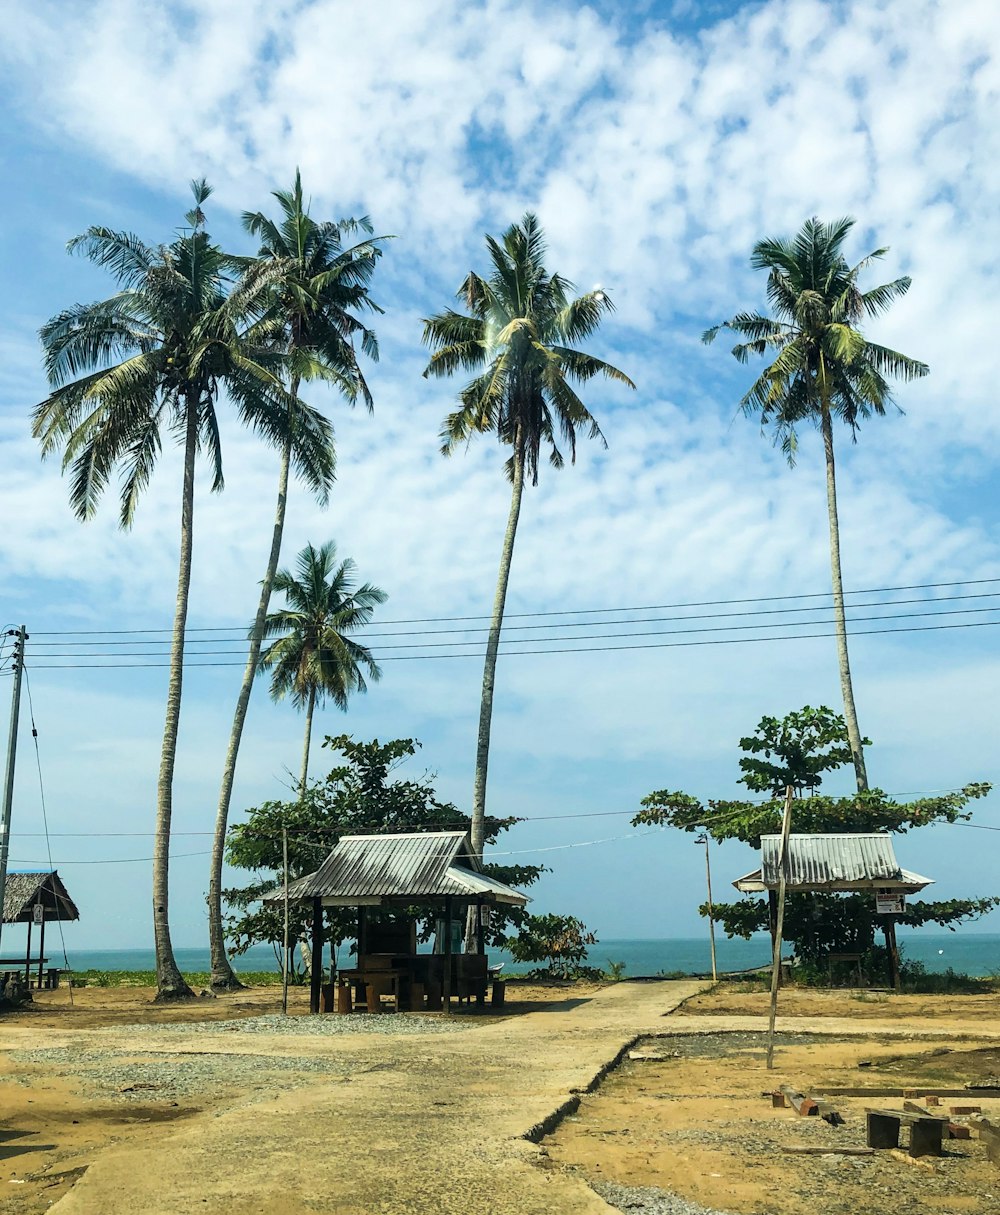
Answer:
[0,626,28,956]
[695,833,718,981]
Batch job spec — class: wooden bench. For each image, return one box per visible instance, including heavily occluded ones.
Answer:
[866,1108,944,1157]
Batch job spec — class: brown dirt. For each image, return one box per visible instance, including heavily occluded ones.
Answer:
[544,985,1000,1215]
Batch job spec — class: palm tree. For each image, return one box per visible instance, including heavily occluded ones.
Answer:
[703,216,928,791]
[422,213,635,862]
[258,541,386,793]
[207,172,385,989]
[32,182,335,1001]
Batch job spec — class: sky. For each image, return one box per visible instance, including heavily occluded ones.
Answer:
[0,0,998,959]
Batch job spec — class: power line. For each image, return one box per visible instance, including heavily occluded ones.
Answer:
[25,576,1000,636]
[22,615,1000,669]
[24,589,1000,647]
[22,600,1000,659]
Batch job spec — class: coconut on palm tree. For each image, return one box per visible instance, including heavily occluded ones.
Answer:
[207,172,385,989]
[258,541,386,793]
[703,216,928,791]
[422,212,635,864]
[32,181,335,1001]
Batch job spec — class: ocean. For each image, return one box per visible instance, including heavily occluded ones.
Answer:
[52,932,1000,978]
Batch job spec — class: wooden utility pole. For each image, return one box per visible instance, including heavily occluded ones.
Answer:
[766,785,795,1070]
[0,626,27,958]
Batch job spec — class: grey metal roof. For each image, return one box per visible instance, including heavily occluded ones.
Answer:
[263,831,529,907]
[732,834,934,893]
[2,871,80,923]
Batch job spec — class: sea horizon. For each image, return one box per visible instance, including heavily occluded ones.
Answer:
[36,931,1000,979]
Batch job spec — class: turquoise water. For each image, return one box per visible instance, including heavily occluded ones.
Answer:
[56,933,1000,978]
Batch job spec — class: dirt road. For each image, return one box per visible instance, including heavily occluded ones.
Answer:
[1,980,706,1214]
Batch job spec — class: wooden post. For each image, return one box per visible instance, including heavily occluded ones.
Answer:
[766,786,795,1070]
[309,897,323,1015]
[443,895,452,1014]
[37,910,46,991]
[24,917,32,986]
[281,828,290,1016]
[885,917,901,991]
[475,900,484,955]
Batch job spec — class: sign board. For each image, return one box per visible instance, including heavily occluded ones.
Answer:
[875,891,905,915]
[32,904,44,925]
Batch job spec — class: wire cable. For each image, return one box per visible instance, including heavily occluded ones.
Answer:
[22,667,75,1003]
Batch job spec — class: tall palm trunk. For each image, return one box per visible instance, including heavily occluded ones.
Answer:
[208,386,297,990]
[821,404,869,792]
[300,683,317,796]
[470,439,525,858]
[153,403,199,1001]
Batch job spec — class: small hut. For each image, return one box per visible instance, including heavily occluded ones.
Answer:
[732,833,932,987]
[1,870,79,989]
[264,831,529,1014]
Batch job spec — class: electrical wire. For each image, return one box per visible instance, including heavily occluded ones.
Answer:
[24,575,1000,634]
[22,667,74,1003]
[24,589,1000,647]
[21,615,1000,668]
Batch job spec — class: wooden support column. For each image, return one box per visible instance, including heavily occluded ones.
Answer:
[475,900,484,955]
[884,918,901,991]
[443,895,452,1014]
[37,914,46,990]
[309,897,323,1014]
[24,918,32,986]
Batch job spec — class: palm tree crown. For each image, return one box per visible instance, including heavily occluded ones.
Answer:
[704,215,928,460]
[259,541,386,713]
[422,211,635,483]
[33,181,335,523]
[241,169,386,408]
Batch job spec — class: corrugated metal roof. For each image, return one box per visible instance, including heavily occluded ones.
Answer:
[731,834,934,892]
[2,871,80,923]
[264,832,529,907]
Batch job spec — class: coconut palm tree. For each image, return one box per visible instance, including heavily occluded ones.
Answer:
[207,172,385,989]
[422,213,635,863]
[258,541,386,793]
[32,181,335,1001]
[703,216,928,791]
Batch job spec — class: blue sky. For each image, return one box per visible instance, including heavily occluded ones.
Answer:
[0,0,998,955]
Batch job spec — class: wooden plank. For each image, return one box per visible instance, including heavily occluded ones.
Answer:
[780,1085,819,1116]
[781,1146,874,1157]
[817,1087,1000,1099]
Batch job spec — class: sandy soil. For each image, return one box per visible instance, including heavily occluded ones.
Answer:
[4,980,1000,1214]
[545,984,1000,1215]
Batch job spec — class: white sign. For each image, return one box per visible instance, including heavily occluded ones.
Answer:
[32,904,44,925]
[876,891,905,915]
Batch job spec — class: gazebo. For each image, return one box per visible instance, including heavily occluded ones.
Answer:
[733,833,933,988]
[264,831,529,1013]
[1,870,79,989]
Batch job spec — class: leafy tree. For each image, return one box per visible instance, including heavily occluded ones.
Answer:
[422,212,635,864]
[33,182,334,1001]
[505,914,597,979]
[633,706,997,969]
[257,542,387,797]
[704,218,929,792]
[224,735,543,962]
[209,172,385,990]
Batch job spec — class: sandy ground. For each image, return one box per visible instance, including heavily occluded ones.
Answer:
[3,980,1000,1214]
[546,984,1000,1215]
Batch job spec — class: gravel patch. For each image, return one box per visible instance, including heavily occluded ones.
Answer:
[94,1013,477,1037]
[592,1180,737,1215]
